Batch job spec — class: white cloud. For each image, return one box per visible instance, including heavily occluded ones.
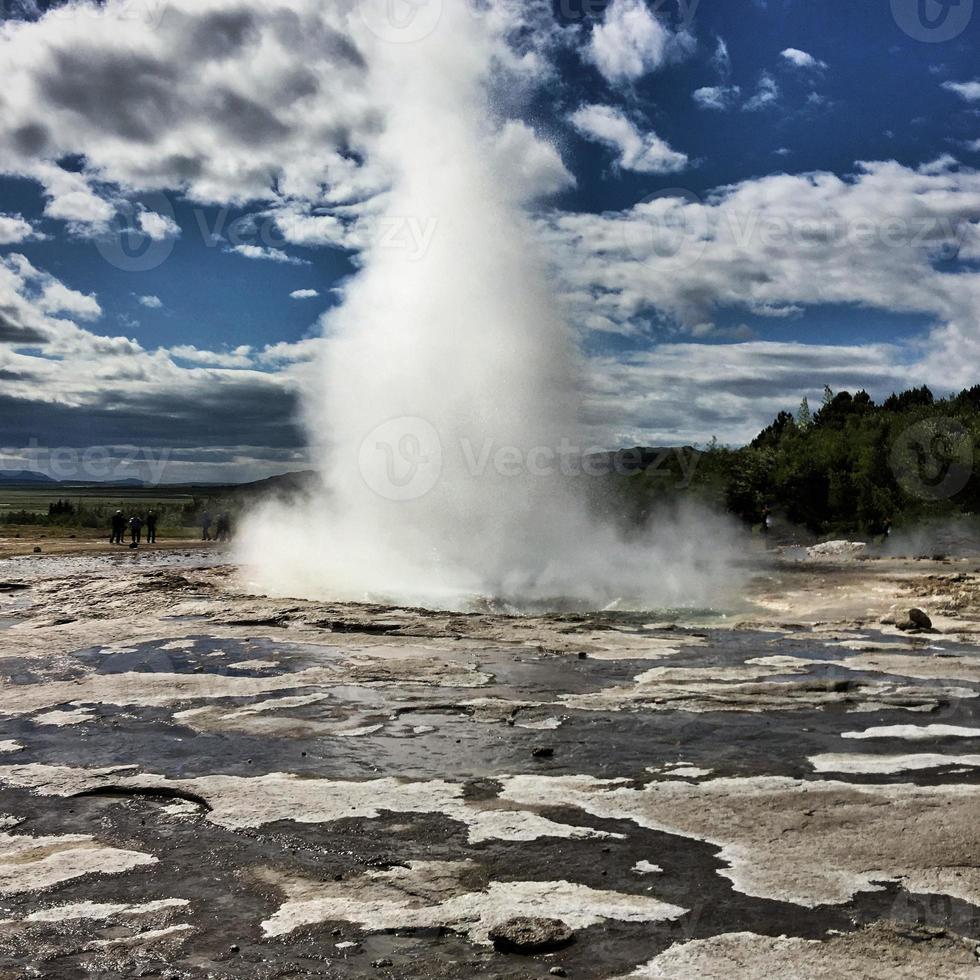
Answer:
[38,280,102,321]
[0,214,35,245]
[943,80,980,102]
[137,210,180,241]
[139,295,163,309]
[711,37,731,78]
[537,157,980,395]
[569,104,688,175]
[780,48,827,71]
[693,85,741,111]
[492,120,576,199]
[290,289,319,300]
[231,244,309,265]
[584,342,914,447]
[585,0,694,84]
[743,72,780,111]
[170,344,254,368]
[28,162,114,230]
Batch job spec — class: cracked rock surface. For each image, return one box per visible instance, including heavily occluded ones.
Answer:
[0,549,978,977]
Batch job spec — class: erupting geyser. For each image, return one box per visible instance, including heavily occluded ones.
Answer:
[237,1,739,611]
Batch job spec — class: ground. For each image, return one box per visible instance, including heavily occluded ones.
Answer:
[0,537,978,978]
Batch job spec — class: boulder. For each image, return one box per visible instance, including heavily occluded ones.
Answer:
[908,608,932,629]
[488,917,574,954]
[806,541,867,561]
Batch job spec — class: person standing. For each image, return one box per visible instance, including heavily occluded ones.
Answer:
[129,514,143,546]
[201,511,212,541]
[145,510,158,544]
[110,510,125,545]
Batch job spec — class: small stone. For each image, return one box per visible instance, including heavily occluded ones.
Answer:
[488,916,574,953]
[32,546,41,554]
[372,959,393,968]
[531,746,554,759]
[550,969,568,977]
[229,944,240,953]
[577,651,587,659]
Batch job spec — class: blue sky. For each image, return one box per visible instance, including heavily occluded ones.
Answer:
[0,0,978,481]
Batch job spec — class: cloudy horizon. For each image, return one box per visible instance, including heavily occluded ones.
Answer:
[1,0,978,484]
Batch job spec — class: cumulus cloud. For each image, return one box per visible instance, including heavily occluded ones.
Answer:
[138,294,163,309]
[693,85,741,111]
[0,214,36,244]
[537,157,980,391]
[290,289,319,300]
[585,0,694,84]
[230,244,309,265]
[780,48,827,71]
[137,210,180,241]
[569,104,688,174]
[0,249,307,480]
[743,71,780,111]
[943,80,980,102]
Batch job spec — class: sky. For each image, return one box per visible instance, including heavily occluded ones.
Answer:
[0,0,979,483]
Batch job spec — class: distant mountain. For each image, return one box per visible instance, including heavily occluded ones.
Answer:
[0,470,58,485]
[237,470,317,495]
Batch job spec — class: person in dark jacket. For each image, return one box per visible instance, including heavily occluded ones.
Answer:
[129,514,142,546]
[145,510,158,544]
[111,510,125,545]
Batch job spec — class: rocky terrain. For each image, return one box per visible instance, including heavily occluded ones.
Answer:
[0,546,978,978]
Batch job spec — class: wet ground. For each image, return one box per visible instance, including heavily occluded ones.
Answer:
[0,551,978,978]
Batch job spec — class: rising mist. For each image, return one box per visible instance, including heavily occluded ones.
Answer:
[236,1,743,612]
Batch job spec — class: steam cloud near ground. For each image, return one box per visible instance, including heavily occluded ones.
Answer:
[236,2,744,612]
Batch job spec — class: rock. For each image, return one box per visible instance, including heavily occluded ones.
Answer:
[32,546,41,554]
[531,746,554,759]
[908,608,932,629]
[488,917,574,954]
[550,968,568,977]
[372,958,393,968]
[806,540,867,561]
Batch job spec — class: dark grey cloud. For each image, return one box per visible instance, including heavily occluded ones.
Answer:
[0,307,47,344]
[39,47,180,143]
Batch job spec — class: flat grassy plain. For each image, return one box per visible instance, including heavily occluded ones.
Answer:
[0,484,241,558]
